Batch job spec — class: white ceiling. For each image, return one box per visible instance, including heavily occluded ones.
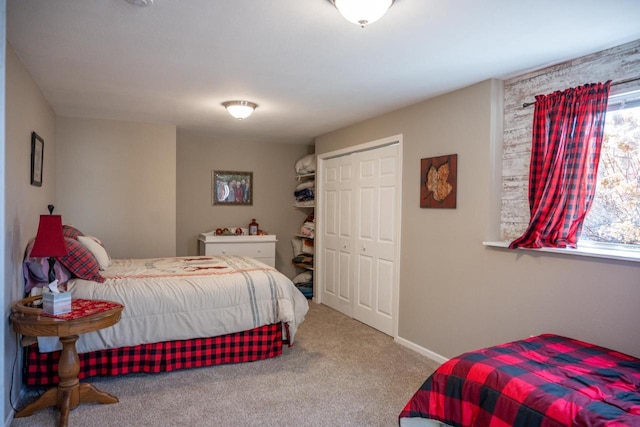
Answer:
[7,0,640,145]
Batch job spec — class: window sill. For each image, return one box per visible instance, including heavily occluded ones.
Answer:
[482,241,640,263]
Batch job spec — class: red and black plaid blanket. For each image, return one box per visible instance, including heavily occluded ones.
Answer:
[399,334,640,426]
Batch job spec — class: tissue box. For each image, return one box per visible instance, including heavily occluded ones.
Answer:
[42,291,72,315]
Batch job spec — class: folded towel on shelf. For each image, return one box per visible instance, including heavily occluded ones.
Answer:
[292,254,313,265]
[301,239,314,254]
[294,188,314,202]
[293,200,315,208]
[295,282,313,299]
[299,222,315,238]
[291,238,303,256]
[295,180,315,191]
[293,271,313,284]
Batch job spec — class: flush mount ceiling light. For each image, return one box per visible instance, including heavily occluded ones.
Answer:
[222,101,258,120]
[329,0,395,27]
[125,0,154,6]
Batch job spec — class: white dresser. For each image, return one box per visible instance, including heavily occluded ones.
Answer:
[198,231,277,267]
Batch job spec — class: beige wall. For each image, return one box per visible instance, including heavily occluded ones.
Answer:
[315,79,640,359]
[176,131,312,278]
[56,117,177,258]
[4,42,57,419]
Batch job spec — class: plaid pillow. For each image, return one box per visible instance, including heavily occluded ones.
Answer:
[62,225,84,240]
[57,238,104,283]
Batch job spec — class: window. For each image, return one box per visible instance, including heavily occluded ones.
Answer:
[581,90,640,249]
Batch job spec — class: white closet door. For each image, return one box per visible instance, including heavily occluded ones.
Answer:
[320,154,355,316]
[353,143,399,335]
[319,139,401,337]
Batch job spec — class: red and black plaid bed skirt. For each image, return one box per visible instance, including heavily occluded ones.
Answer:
[25,323,283,386]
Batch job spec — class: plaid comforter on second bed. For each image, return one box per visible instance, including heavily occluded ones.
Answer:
[399,334,640,427]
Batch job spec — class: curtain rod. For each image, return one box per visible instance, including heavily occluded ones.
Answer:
[522,76,640,108]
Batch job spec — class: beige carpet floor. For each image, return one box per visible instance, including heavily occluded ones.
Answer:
[11,302,439,427]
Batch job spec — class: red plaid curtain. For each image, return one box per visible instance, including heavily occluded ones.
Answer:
[509,81,611,249]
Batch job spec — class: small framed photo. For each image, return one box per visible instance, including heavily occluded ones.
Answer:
[31,132,44,187]
[212,170,253,205]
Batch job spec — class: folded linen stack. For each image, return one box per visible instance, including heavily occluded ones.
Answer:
[294,188,314,202]
[299,221,315,239]
[300,239,314,254]
[294,179,315,205]
[293,272,313,299]
[292,254,313,266]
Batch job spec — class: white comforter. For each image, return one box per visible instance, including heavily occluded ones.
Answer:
[57,256,308,354]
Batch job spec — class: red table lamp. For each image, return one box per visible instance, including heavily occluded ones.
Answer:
[30,206,68,284]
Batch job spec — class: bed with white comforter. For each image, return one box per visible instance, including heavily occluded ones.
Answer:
[55,255,308,354]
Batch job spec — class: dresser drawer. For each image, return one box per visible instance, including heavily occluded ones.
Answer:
[198,233,277,266]
[201,241,275,257]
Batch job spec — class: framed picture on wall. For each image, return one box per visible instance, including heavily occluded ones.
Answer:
[420,154,457,208]
[212,170,253,205]
[30,132,44,187]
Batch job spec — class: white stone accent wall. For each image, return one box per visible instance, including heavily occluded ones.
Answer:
[501,40,640,241]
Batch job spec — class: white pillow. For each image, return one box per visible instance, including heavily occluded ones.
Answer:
[295,180,315,191]
[295,154,316,174]
[77,235,110,270]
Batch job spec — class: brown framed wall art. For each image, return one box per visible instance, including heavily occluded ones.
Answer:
[420,154,457,208]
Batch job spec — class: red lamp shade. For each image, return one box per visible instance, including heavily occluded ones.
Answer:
[30,215,68,258]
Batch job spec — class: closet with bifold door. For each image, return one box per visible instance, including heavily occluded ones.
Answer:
[316,135,402,336]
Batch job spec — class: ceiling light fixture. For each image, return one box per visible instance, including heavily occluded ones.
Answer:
[125,0,154,7]
[222,101,258,120]
[330,0,394,28]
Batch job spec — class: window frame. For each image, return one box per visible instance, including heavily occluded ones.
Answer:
[492,83,640,263]
[482,240,640,263]
[578,88,640,253]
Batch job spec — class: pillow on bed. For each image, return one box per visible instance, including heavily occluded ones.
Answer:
[62,225,84,240]
[57,237,104,283]
[77,235,110,270]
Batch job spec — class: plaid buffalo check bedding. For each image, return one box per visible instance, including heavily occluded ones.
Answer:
[399,334,640,427]
[25,323,282,386]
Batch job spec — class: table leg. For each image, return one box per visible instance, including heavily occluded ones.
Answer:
[14,387,58,418]
[16,334,118,426]
[58,388,72,427]
[79,383,119,404]
[55,334,81,427]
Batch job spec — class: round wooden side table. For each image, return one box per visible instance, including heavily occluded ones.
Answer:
[10,296,124,427]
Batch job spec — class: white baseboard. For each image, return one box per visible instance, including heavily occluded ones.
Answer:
[395,335,449,365]
[5,410,15,427]
[5,386,27,427]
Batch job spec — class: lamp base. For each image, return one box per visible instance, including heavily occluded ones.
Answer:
[47,257,57,285]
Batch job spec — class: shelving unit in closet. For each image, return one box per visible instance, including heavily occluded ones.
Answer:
[292,170,315,299]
